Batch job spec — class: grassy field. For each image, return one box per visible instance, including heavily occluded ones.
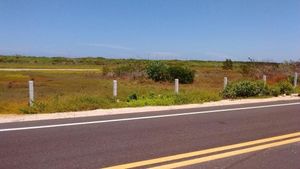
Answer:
[0,55,298,114]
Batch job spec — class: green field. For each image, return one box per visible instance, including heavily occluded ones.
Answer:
[0,55,298,114]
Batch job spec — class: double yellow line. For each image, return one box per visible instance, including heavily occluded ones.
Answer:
[103,132,300,169]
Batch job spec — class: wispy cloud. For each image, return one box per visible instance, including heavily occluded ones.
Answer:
[84,43,133,50]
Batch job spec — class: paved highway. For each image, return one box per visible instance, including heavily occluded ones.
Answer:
[0,100,299,169]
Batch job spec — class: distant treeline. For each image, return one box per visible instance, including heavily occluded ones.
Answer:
[0,55,234,69]
[0,55,121,65]
[0,54,280,66]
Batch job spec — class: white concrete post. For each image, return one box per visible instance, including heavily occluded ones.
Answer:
[263,75,267,86]
[224,77,228,89]
[175,79,179,94]
[294,72,298,88]
[113,80,117,97]
[28,80,34,107]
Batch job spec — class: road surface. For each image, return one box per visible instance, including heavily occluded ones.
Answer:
[0,100,300,169]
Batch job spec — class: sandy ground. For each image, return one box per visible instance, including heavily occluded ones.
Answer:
[0,95,299,124]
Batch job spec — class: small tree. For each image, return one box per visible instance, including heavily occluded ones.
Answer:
[146,61,169,82]
[167,66,195,84]
[146,61,195,84]
[222,59,233,70]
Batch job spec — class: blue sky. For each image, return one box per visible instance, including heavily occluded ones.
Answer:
[0,0,299,61]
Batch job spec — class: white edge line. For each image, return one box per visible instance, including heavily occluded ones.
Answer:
[0,102,299,132]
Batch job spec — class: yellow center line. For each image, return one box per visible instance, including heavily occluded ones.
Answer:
[103,132,300,169]
[150,137,300,169]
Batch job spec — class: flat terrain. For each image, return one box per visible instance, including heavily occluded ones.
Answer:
[0,100,299,169]
[1,56,299,114]
[0,69,225,114]
[0,63,235,114]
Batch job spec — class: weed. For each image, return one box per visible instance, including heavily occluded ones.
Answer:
[20,101,47,114]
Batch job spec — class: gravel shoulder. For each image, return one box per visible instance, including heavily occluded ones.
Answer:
[0,95,299,124]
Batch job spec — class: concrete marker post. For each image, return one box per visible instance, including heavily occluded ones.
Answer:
[113,80,117,97]
[175,79,179,94]
[263,75,267,86]
[28,80,34,107]
[224,77,228,89]
[294,72,298,88]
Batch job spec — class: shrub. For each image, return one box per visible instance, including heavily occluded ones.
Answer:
[222,59,233,70]
[277,81,294,95]
[223,80,295,98]
[295,87,300,94]
[19,102,47,114]
[167,66,195,84]
[239,63,251,75]
[269,86,280,97]
[102,66,111,76]
[109,63,145,78]
[222,80,265,98]
[113,64,135,76]
[146,61,169,82]
[288,75,299,85]
[146,61,195,84]
[127,93,138,101]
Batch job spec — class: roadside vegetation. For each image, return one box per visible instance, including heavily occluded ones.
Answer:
[222,80,295,98]
[0,55,299,114]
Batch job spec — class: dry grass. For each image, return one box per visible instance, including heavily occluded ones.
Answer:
[0,56,298,114]
[0,68,231,114]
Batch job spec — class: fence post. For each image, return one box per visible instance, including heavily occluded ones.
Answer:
[224,77,228,89]
[113,80,117,97]
[175,79,179,94]
[263,75,267,86]
[294,72,298,88]
[28,80,34,107]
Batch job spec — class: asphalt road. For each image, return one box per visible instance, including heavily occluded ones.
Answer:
[0,100,300,169]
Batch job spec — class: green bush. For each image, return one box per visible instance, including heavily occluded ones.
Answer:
[167,66,195,84]
[146,61,169,82]
[222,80,265,98]
[222,80,296,99]
[269,86,280,97]
[222,59,233,70]
[277,81,294,95]
[146,61,195,84]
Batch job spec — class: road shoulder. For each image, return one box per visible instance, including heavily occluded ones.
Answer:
[0,96,299,124]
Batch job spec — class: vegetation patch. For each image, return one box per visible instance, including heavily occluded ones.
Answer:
[146,61,195,84]
[222,80,295,99]
[0,55,299,114]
